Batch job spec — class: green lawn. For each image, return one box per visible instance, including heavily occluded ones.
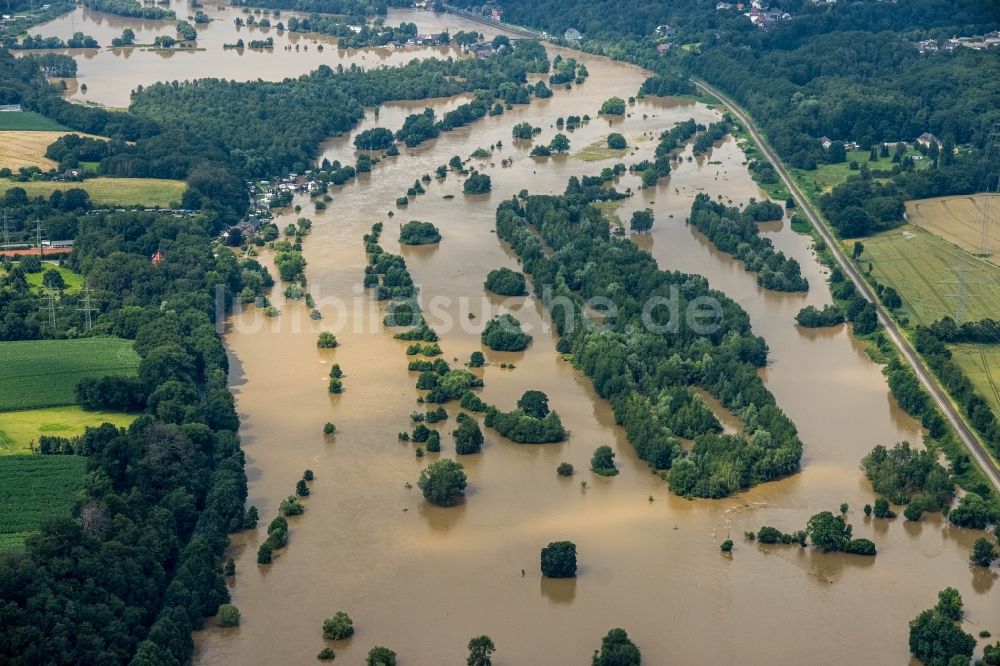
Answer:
[858,224,1000,326]
[593,200,624,228]
[0,338,140,412]
[791,150,929,196]
[572,137,628,162]
[8,263,85,293]
[950,345,1000,417]
[0,111,69,132]
[0,406,135,454]
[0,455,86,551]
[0,177,187,208]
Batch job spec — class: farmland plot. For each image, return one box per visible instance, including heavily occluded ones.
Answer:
[860,223,1000,326]
[0,338,140,411]
[906,194,1000,264]
[0,455,86,551]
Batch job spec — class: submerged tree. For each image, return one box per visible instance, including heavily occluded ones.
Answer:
[592,628,641,666]
[418,458,468,506]
[540,540,577,578]
[467,635,496,666]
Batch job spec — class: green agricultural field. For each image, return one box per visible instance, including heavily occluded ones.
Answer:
[858,224,1000,326]
[0,338,140,412]
[950,345,1000,416]
[0,177,187,208]
[0,406,135,454]
[0,455,86,551]
[0,111,69,132]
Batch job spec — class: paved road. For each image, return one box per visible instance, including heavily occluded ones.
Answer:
[694,78,1000,493]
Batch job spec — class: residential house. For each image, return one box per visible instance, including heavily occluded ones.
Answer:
[818,136,832,150]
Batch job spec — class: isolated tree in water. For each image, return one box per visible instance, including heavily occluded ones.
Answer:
[467,635,496,666]
[417,459,467,506]
[630,208,654,234]
[592,628,641,665]
[540,540,577,578]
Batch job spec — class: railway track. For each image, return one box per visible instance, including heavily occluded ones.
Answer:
[693,78,1000,494]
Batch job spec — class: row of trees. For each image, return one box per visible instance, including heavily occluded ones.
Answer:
[755,510,876,555]
[688,194,807,292]
[913,322,1000,461]
[81,0,174,19]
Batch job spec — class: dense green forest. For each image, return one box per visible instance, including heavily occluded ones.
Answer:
[496,178,802,497]
[455,0,1000,166]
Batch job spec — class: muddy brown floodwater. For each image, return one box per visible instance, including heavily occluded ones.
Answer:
[29,5,998,664]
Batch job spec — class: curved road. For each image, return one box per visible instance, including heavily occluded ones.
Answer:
[693,78,1000,493]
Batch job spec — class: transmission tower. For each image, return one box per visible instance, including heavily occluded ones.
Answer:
[39,293,57,328]
[34,219,48,257]
[77,286,97,332]
[977,124,1000,257]
[942,265,969,324]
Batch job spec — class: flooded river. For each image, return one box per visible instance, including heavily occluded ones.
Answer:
[28,4,999,664]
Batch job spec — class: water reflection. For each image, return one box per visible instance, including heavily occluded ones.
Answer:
[540,576,576,605]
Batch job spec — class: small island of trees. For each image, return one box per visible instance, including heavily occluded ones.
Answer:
[795,304,845,328]
[484,390,567,443]
[399,220,441,245]
[464,173,492,194]
[512,122,537,140]
[481,314,532,351]
[418,458,468,506]
[590,445,618,476]
[540,540,577,578]
[322,611,354,640]
[484,267,527,296]
[599,96,626,115]
[354,127,395,151]
[593,629,641,666]
[908,588,976,666]
[317,332,338,348]
[754,509,876,555]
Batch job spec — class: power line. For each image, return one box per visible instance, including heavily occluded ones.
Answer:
[77,286,97,332]
[34,219,47,256]
[39,292,57,328]
[977,124,1000,257]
